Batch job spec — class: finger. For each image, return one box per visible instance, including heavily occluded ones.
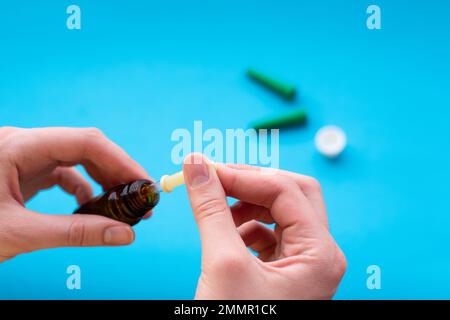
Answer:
[143,211,152,220]
[225,163,328,228]
[52,167,93,205]
[21,167,93,204]
[11,127,151,190]
[12,207,135,252]
[238,221,277,262]
[25,167,93,205]
[230,201,274,227]
[217,165,326,247]
[183,153,245,260]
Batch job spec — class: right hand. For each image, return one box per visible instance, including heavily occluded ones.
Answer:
[183,153,347,299]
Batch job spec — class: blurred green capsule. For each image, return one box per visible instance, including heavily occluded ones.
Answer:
[247,68,296,101]
[251,109,307,130]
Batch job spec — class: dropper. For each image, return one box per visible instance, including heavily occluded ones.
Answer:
[156,161,218,193]
[158,170,185,193]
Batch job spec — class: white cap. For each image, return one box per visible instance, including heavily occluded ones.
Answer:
[314,125,347,158]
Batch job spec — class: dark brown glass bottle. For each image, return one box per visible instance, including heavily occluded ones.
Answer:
[74,179,160,226]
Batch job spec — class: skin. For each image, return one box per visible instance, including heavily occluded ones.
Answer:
[0,127,345,299]
[0,126,152,263]
[183,153,347,299]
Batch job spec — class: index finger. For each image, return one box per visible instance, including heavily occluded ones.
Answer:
[225,163,328,228]
[11,127,151,189]
[216,165,325,241]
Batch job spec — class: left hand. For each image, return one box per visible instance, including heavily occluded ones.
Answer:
[0,126,151,263]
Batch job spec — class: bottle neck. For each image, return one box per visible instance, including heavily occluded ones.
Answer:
[123,180,160,218]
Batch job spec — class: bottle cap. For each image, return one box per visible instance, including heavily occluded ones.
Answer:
[315,125,347,158]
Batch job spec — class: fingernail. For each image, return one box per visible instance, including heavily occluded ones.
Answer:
[184,154,210,188]
[143,211,153,220]
[104,226,134,245]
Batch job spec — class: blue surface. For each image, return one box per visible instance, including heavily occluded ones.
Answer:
[1,0,450,299]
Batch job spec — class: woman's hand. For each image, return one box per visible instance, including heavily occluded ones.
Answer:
[183,153,347,299]
[0,127,151,263]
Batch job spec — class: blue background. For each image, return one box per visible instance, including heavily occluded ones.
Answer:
[1,0,450,299]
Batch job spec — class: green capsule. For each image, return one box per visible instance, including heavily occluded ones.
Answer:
[247,68,296,101]
[74,179,160,226]
[251,109,307,130]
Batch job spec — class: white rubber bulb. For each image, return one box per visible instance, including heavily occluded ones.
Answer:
[160,161,218,193]
[160,171,185,193]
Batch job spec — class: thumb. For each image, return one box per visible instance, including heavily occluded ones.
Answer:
[183,153,244,258]
[15,208,134,252]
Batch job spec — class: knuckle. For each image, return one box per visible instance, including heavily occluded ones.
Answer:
[67,218,87,247]
[264,175,289,193]
[259,176,295,207]
[308,240,347,289]
[281,176,300,190]
[194,197,229,220]
[318,243,347,285]
[332,247,347,280]
[84,127,106,142]
[81,128,106,155]
[0,127,20,149]
[273,176,298,196]
[303,176,322,194]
